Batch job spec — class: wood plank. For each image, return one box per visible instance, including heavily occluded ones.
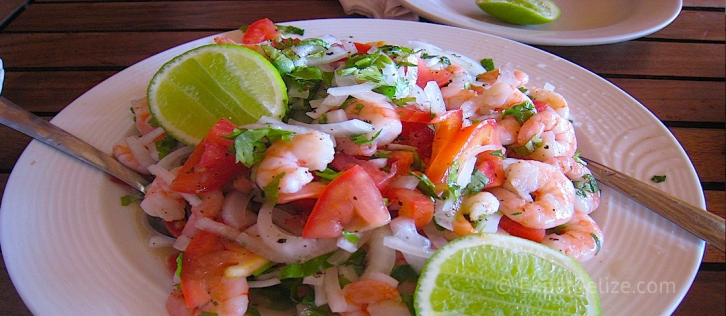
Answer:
[538,42,725,78]
[1,71,117,112]
[1,32,723,80]
[4,1,350,32]
[670,128,725,183]
[608,79,725,123]
[683,0,726,8]
[0,254,31,316]
[673,270,726,316]
[649,10,725,41]
[703,191,725,263]
[0,0,26,25]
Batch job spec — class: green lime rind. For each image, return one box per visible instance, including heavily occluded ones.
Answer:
[148,44,287,145]
[414,233,601,316]
[475,0,561,25]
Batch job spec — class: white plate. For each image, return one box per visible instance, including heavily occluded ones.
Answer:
[1,18,703,315]
[399,0,682,46]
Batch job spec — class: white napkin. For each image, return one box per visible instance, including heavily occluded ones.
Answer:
[339,0,419,21]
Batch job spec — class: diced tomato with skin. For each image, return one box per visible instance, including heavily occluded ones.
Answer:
[386,188,434,229]
[476,151,505,189]
[430,109,463,161]
[395,105,433,124]
[180,231,259,308]
[170,119,245,194]
[416,57,453,89]
[499,216,546,243]
[426,118,498,185]
[242,18,281,44]
[302,165,391,238]
[398,122,434,160]
[533,100,549,113]
[331,153,395,191]
[387,151,415,179]
[353,42,374,54]
[163,219,186,238]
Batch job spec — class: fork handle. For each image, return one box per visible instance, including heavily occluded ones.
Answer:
[584,158,725,252]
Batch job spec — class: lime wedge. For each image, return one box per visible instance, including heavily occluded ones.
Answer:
[475,0,561,25]
[415,233,601,315]
[147,44,287,145]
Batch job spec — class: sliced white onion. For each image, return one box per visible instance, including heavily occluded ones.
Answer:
[306,94,348,119]
[194,217,241,241]
[173,235,191,251]
[323,109,348,123]
[306,45,350,66]
[476,212,503,233]
[337,234,361,253]
[387,175,420,191]
[247,278,282,288]
[326,249,353,266]
[327,82,376,96]
[288,118,374,137]
[360,225,396,280]
[364,271,399,288]
[125,136,157,169]
[455,144,504,188]
[543,81,556,92]
[221,191,256,231]
[156,146,193,170]
[323,267,347,313]
[423,81,446,114]
[352,90,389,104]
[422,222,449,249]
[137,127,166,146]
[247,202,338,264]
[303,274,324,286]
[433,195,457,231]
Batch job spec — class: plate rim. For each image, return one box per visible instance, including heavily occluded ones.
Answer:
[398,0,683,46]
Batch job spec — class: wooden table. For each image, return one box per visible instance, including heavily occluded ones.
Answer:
[0,1,723,315]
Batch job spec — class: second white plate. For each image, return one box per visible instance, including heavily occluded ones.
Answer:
[399,0,682,45]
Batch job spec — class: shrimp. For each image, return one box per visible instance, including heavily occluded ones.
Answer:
[255,131,335,194]
[470,81,529,114]
[541,210,603,262]
[476,68,529,88]
[489,159,575,229]
[497,115,521,146]
[341,279,411,316]
[113,137,155,175]
[140,167,186,222]
[335,98,402,157]
[130,98,157,135]
[513,111,577,161]
[166,278,249,316]
[545,156,601,214]
[528,88,569,120]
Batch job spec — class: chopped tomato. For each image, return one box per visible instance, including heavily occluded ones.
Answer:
[430,109,463,161]
[499,216,546,243]
[386,188,434,229]
[398,122,434,160]
[170,118,245,194]
[416,57,453,88]
[180,231,262,308]
[163,219,186,238]
[426,119,498,185]
[331,153,395,191]
[302,165,391,238]
[533,100,549,113]
[396,105,433,124]
[387,150,416,178]
[242,18,281,44]
[353,42,374,53]
[476,151,505,189]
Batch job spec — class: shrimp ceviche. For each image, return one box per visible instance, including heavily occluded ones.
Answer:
[117,18,604,316]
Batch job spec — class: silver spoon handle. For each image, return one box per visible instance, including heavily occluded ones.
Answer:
[583,157,725,252]
[0,96,149,194]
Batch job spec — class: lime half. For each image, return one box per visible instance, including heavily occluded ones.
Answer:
[475,0,561,25]
[148,44,287,145]
[415,233,601,315]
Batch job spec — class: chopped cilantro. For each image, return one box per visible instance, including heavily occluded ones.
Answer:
[501,100,536,124]
[463,169,490,195]
[480,58,495,71]
[651,175,667,183]
[120,193,143,206]
[341,231,362,244]
[231,127,294,167]
[262,172,285,205]
[350,130,382,145]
